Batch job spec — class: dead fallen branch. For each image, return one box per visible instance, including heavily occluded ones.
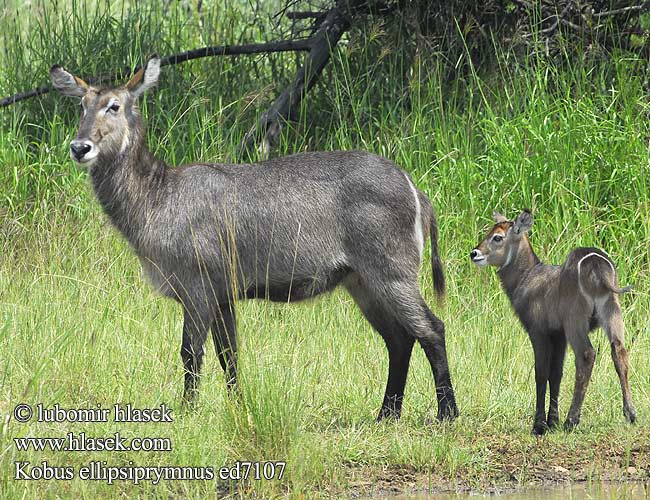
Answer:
[287,11,326,19]
[240,0,397,157]
[240,0,357,157]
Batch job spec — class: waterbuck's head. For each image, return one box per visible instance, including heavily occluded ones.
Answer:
[50,56,161,166]
[470,209,533,268]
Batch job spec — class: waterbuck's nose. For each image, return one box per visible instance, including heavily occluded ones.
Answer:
[470,249,479,260]
[70,141,92,161]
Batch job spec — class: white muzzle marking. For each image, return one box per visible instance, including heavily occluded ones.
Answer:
[471,249,487,267]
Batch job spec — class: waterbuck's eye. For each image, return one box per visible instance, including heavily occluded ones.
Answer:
[492,234,504,243]
[108,102,120,113]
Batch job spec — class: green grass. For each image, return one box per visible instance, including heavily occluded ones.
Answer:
[1,1,649,498]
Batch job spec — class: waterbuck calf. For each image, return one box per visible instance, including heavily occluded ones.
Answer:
[470,210,636,435]
[50,56,458,422]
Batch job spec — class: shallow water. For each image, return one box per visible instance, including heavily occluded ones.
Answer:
[380,482,649,499]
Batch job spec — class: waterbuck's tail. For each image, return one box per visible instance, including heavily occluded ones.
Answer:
[429,207,446,301]
[607,283,634,294]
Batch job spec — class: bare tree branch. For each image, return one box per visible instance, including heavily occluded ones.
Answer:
[0,86,51,108]
[287,11,327,19]
[593,2,650,18]
[0,39,313,108]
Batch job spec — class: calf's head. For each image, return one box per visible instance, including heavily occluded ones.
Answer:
[50,56,161,165]
[470,209,533,268]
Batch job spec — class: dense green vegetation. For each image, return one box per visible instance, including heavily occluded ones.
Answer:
[1,1,648,498]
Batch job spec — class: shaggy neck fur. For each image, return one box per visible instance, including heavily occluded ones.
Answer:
[497,235,541,303]
[89,119,167,247]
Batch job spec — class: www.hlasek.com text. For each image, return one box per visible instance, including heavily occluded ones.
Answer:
[14,461,287,484]
[15,432,172,452]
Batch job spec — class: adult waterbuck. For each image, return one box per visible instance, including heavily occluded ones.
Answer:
[50,56,458,422]
[470,210,636,435]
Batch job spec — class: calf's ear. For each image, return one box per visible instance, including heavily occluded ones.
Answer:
[493,211,508,223]
[513,209,533,234]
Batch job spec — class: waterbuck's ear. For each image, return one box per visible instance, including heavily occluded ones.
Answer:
[493,211,508,223]
[50,65,89,98]
[126,55,161,98]
[513,209,533,235]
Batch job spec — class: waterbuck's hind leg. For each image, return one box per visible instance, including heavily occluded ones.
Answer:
[563,317,596,430]
[344,274,415,421]
[368,279,458,422]
[599,296,636,424]
[181,306,211,405]
[547,335,567,429]
[211,302,238,391]
[420,307,458,422]
[377,333,416,420]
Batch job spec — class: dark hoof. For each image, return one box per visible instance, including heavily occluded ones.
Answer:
[624,407,637,424]
[546,415,560,430]
[376,408,401,422]
[181,388,199,410]
[437,402,459,422]
[563,418,579,431]
[532,421,549,436]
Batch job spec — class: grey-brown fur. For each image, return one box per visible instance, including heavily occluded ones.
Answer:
[470,209,636,435]
[50,56,458,422]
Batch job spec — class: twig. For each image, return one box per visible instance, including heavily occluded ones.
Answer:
[287,11,326,19]
[541,2,573,35]
[559,17,582,32]
[510,0,535,12]
[593,3,650,18]
[160,39,312,65]
[0,39,313,108]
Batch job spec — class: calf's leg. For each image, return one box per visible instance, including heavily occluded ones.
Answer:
[547,335,567,429]
[531,335,552,435]
[564,318,595,430]
[599,297,636,423]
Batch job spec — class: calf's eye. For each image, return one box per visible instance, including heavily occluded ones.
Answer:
[493,235,503,243]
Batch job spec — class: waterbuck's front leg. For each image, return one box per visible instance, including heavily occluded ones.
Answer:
[531,335,552,435]
[211,302,238,391]
[547,335,567,429]
[181,307,211,404]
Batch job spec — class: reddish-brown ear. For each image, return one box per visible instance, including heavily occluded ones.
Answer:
[126,66,145,91]
[50,65,89,97]
[493,211,508,223]
[513,209,533,234]
[125,56,161,98]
